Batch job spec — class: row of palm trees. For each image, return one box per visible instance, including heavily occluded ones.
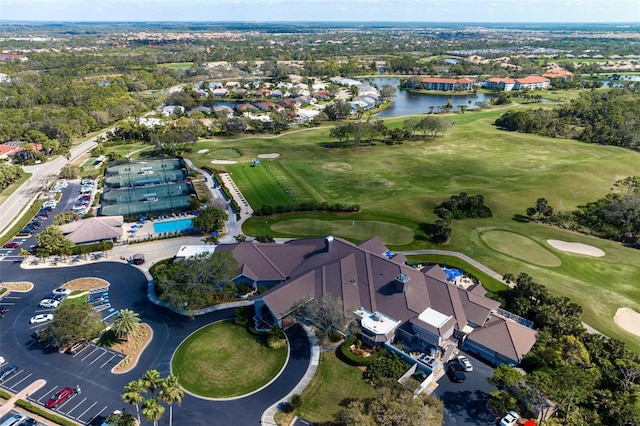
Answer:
[122,369,184,426]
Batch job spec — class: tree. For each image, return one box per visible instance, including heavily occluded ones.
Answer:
[142,369,162,396]
[191,206,228,235]
[142,397,165,426]
[154,251,238,310]
[122,379,145,424]
[112,309,140,341]
[36,225,74,256]
[105,410,137,426]
[364,353,410,384]
[488,365,524,412]
[159,375,184,426]
[52,211,79,226]
[40,302,103,348]
[338,380,443,426]
[290,294,349,343]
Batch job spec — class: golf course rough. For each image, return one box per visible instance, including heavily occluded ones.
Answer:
[480,229,562,267]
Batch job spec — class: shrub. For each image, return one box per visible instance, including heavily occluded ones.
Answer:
[338,337,386,366]
[15,400,77,426]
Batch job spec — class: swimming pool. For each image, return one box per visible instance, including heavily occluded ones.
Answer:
[442,267,463,281]
[154,218,193,233]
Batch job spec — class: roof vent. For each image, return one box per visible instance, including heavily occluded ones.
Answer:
[324,235,334,252]
[394,273,411,293]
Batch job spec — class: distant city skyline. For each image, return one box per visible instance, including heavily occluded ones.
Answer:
[1,0,639,24]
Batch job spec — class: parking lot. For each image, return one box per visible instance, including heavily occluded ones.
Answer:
[0,272,127,425]
[0,410,44,426]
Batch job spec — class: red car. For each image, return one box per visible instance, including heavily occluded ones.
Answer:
[3,241,19,249]
[46,387,74,408]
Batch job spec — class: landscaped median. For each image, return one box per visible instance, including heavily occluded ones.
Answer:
[172,320,287,398]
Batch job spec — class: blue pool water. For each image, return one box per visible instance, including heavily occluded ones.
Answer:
[442,267,463,280]
[153,218,193,233]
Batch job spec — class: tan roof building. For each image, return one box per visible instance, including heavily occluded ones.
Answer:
[218,236,537,366]
[59,216,124,245]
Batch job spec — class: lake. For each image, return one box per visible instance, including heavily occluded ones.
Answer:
[370,77,495,117]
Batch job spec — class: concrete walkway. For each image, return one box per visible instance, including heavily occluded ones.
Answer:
[261,324,320,426]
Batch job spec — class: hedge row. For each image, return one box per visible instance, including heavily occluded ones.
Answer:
[15,399,77,426]
[255,202,360,217]
[70,241,113,255]
[338,336,386,366]
[0,389,11,399]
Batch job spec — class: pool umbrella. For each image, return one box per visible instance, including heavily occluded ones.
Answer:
[524,421,536,426]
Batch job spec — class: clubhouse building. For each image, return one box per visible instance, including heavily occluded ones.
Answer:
[216,236,537,366]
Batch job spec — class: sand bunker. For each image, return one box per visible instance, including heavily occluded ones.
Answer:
[258,153,280,159]
[197,149,209,154]
[614,308,640,337]
[547,240,605,257]
[211,160,238,164]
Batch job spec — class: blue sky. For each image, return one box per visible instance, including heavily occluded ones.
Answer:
[1,0,638,23]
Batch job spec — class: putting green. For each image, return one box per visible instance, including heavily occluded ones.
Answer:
[271,219,415,245]
[480,229,562,267]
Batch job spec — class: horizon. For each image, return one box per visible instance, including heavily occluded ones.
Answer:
[1,0,638,24]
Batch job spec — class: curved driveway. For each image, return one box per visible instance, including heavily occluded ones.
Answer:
[0,261,310,425]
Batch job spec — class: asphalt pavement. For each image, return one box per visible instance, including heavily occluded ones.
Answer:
[0,261,311,426]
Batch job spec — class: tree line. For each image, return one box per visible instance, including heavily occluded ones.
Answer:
[492,272,640,424]
[431,192,493,243]
[0,163,24,193]
[495,88,640,150]
[526,177,640,246]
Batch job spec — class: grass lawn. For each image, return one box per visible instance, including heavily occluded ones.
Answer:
[172,321,287,398]
[184,103,640,353]
[0,173,31,206]
[297,351,376,424]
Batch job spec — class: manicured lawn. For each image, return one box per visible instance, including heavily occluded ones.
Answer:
[172,321,287,398]
[0,173,31,206]
[271,218,415,245]
[226,161,300,207]
[297,351,376,424]
[184,104,640,353]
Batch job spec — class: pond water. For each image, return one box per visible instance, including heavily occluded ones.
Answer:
[371,77,495,117]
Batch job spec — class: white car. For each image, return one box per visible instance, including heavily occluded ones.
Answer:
[0,413,27,426]
[457,355,473,372]
[500,411,520,426]
[0,356,4,364]
[30,313,54,324]
[38,299,60,309]
[52,287,72,296]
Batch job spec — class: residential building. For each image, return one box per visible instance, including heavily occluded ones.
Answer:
[484,77,517,91]
[216,236,538,366]
[0,73,10,83]
[0,53,28,62]
[420,77,476,91]
[514,76,551,90]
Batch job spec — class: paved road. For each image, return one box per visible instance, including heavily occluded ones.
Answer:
[0,261,310,425]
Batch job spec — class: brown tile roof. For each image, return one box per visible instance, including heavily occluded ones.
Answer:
[467,313,538,362]
[58,216,123,244]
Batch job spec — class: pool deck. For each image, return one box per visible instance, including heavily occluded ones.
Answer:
[122,214,196,242]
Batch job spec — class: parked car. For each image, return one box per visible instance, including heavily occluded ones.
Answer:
[2,242,19,249]
[0,364,18,381]
[16,229,32,236]
[38,299,60,309]
[43,201,57,208]
[0,356,5,364]
[499,411,520,426]
[46,387,74,408]
[457,355,473,372]
[16,418,37,426]
[448,359,465,372]
[52,288,72,296]
[446,361,466,383]
[30,313,54,324]
[43,293,65,302]
[0,414,27,426]
[67,339,89,355]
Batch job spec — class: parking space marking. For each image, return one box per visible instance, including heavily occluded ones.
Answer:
[0,302,15,305]
[2,296,20,299]
[86,406,109,425]
[3,370,26,391]
[65,397,87,415]
[81,346,100,361]
[10,372,32,389]
[94,303,112,312]
[100,354,118,369]
[76,401,97,419]
[37,386,58,403]
[72,344,92,358]
[89,349,108,365]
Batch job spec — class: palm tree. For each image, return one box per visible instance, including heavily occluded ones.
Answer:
[142,397,165,426]
[112,309,140,341]
[122,379,145,424]
[159,375,184,426]
[142,369,162,396]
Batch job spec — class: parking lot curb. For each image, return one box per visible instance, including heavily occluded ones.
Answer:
[0,379,47,418]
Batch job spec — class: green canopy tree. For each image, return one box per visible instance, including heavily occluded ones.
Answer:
[191,206,228,235]
[36,225,74,256]
[112,309,141,341]
[40,302,103,348]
